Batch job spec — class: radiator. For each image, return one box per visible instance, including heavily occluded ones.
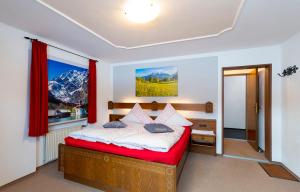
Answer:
[45,126,82,163]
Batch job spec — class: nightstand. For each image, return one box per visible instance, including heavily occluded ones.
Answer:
[189,119,216,155]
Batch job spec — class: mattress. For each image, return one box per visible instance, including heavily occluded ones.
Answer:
[67,122,185,152]
[65,126,191,165]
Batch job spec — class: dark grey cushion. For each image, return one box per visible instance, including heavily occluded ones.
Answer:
[144,123,174,133]
[103,121,127,128]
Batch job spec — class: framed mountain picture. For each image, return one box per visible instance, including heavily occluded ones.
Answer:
[48,59,88,124]
[136,66,178,97]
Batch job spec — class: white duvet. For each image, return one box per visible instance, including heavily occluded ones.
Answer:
[68,122,185,152]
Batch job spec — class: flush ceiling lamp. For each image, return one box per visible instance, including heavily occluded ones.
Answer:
[123,0,160,24]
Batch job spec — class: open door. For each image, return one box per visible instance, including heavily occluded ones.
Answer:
[246,68,259,151]
[222,64,272,160]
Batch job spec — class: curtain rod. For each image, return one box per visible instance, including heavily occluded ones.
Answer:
[24,36,99,62]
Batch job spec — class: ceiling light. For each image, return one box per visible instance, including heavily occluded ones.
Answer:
[123,0,160,24]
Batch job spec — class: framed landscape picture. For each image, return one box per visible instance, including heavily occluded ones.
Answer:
[136,66,178,97]
[48,59,88,124]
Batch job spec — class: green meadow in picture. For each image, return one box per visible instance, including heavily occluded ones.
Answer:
[136,66,178,97]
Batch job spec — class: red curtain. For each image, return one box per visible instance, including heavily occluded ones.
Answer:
[88,59,97,123]
[29,40,48,137]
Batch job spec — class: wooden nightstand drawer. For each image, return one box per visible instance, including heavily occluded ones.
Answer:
[189,119,216,130]
[189,118,216,155]
[190,144,216,155]
[191,134,215,143]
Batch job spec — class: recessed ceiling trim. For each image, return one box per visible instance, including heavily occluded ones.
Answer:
[36,0,245,50]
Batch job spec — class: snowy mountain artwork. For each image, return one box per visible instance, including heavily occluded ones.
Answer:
[136,66,178,97]
[48,59,88,124]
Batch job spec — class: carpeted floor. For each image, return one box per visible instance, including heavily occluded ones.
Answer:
[1,153,300,192]
[224,138,268,161]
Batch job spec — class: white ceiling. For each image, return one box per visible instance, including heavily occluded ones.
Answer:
[39,0,244,49]
[0,0,300,64]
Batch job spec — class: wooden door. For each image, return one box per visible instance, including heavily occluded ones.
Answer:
[246,69,259,151]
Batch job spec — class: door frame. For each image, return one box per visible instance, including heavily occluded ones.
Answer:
[222,64,272,161]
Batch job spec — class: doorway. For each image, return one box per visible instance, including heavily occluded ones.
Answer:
[222,64,272,161]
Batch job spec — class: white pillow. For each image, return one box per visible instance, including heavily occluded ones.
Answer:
[155,103,193,126]
[120,103,154,124]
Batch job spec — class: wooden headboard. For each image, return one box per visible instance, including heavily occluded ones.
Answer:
[108,101,213,113]
[108,101,214,131]
[108,114,215,131]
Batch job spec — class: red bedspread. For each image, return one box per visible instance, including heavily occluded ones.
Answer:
[65,126,191,165]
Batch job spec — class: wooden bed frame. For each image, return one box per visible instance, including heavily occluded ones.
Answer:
[58,101,213,192]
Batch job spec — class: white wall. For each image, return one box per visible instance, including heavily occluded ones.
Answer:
[0,22,111,186]
[113,57,218,119]
[0,22,36,187]
[97,62,113,124]
[281,32,300,177]
[224,76,246,129]
[112,45,282,161]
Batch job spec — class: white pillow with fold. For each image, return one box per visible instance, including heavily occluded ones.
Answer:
[155,103,193,126]
[120,103,154,124]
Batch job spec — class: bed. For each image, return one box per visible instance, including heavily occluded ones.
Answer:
[58,101,213,192]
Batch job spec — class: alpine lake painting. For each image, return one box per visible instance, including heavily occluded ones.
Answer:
[48,59,88,124]
[136,66,178,97]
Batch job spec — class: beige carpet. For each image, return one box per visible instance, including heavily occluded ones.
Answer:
[178,153,300,192]
[0,162,102,192]
[2,153,300,192]
[224,138,268,161]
